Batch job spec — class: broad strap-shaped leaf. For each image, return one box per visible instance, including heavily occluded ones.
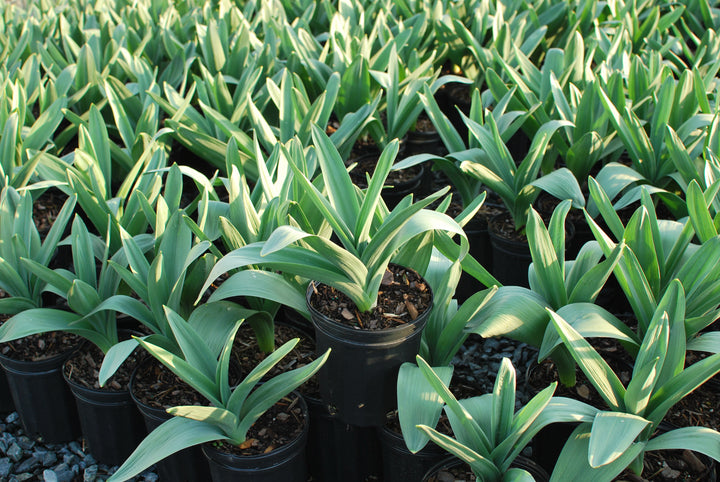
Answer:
[530,168,585,209]
[548,309,627,411]
[539,304,640,360]
[355,139,400,246]
[233,348,330,442]
[397,362,454,453]
[492,358,517,446]
[415,425,502,481]
[311,125,361,234]
[687,180,718,243]
[567,243,624,303]
[416,356,491,454]
[163,306,218,381]
[226,339,299,415]
[526,207,568,308]
[589,412,650,467]
[466,286,550,347]
[135,336,222,407]
[646,426,720,462]
[645,351,720,426]
[107,416,228,482]
[550,423,646,482]
[98,338,140,387]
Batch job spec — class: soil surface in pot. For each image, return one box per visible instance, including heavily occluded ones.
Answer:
[33,188,68,239]
[63,343,140,391]
[488,211,527,242]
[309,265,432,330]
[233,323,320,398]
[525,338,635,408]
[0,315,81,362]
[350,155,422,188]
[614,449,714,481]
[132,357,211,409]
[208,394,305,456]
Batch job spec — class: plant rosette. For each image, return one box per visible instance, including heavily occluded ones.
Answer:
[307,264,434,426]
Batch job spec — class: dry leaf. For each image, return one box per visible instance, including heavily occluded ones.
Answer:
[576,384,590,399]
[381,269,394,286]
[340,308,354,320]
[239,439,256,449]
[405,300,418,320]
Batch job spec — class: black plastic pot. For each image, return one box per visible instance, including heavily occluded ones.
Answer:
[129,358,211,481]
[531,422,580,475]
[379,424,447,482]
[350,152,425,209]
[0,368,15,413]
[63,351,145,465]
[422,455,549,481]
[488,214,532,288]
[306,396,382,482]
[0,349,80,443]
[406,129,446,157]
[307,281,432,427]
[201,394,309,482]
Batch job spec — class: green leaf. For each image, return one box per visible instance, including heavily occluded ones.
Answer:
[646,426,720,462]
[531,168,585,209]
[589,412,650,467]
[548,310,627,411]
[107,417,227,482]
[550,423,646,482]
[397,362,454,453]
[98,339,139,387]
[207,270,306,315]
[163,307,218,381]
[416,425,501,480]
[526,207,568,308]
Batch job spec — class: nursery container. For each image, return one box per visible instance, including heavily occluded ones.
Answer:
[379,424,447,482]
[306,396,382,482]
[0,369,14,412]
[488,214,532,288]
[129,358,211,481]
[201,394,309,482]
[307,282,432,427]
[422,455,549,481]
[0,349,80,443]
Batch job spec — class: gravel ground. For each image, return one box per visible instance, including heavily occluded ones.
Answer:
[452,334,538,406]
[0,411,158,482]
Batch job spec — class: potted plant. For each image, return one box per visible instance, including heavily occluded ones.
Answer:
[107,306,330,482]
[199,126,468,426]
[0,186,80,443]
[0,216,153,463]
[548,280,720,480]
[413,355,600,482]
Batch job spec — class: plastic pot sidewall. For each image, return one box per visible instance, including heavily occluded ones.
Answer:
[0,349,80,443]
[487,213,532,288]
[379,425,447,482]
[201,394,309,482]
[306,279,432,427]
[129,357,211,482]
[62,343,145,466]
[422,455,549,482]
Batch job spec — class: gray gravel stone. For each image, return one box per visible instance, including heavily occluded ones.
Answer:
[5,413,19,424]
[83,464,98,481]
[15,473,34,481]
[68,441,84,457]
[15,454,39,473]
[0,457,13,478]
[42,450,57,467]
[6,442,22,462]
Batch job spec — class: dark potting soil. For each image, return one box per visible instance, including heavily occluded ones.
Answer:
[350,154,422,188]
[233,323,320,398]
[412,115,436,134]
[488,211,528,243]
[63,343,140,391]
[308,265,432,330]
[0,321,81,363]
[33,188,68,239]
[425,462,477,481]
[614,450,714,482]
[131,357,210,409]
[209,394,305,457]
